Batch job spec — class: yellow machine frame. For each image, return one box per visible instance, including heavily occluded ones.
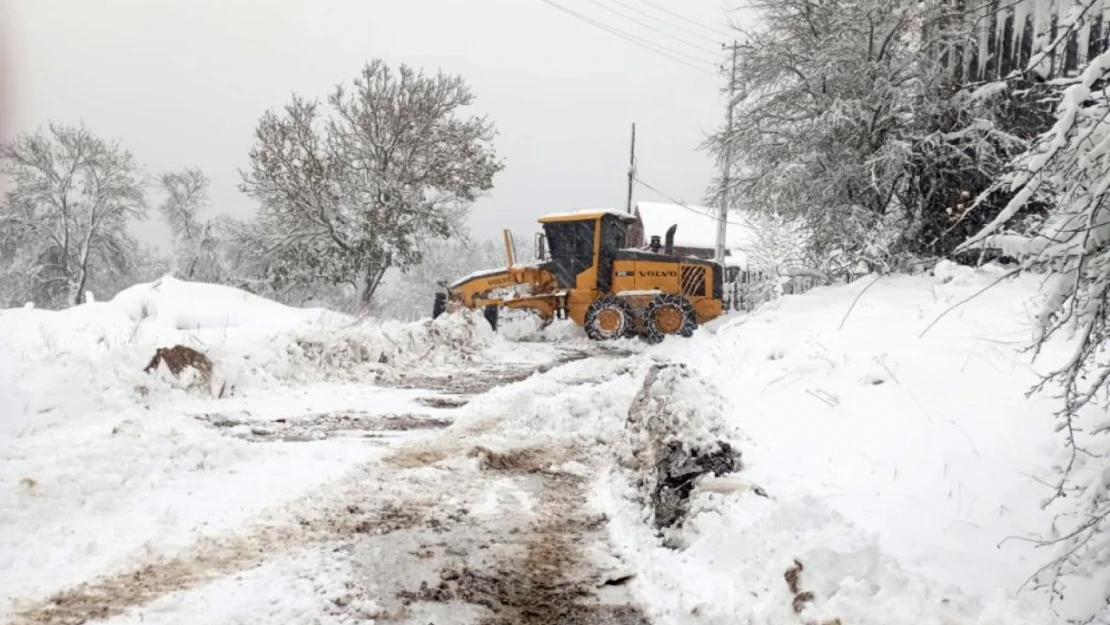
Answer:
[441,210,724,339]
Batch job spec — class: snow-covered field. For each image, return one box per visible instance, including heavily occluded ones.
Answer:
[0,268,1092,624]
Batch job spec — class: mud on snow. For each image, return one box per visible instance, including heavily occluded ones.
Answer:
[9,340,739,625]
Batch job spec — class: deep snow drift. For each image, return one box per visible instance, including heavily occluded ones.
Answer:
[631,261,1074,623]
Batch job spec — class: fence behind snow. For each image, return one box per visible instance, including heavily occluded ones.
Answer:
[725,270,847,312]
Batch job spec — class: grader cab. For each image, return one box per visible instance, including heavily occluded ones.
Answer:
[432,209,724,342]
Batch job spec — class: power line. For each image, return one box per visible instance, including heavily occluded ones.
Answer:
[633,175,750,228]
[535,0,717,75]
[632,0,734,39]
[584,0,720,57]
[597,0,724,46]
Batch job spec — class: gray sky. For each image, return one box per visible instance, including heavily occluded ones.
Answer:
[2,0,737,245]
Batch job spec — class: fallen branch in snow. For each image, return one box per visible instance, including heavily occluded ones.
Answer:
[838,274,882,331]
[805,389,840,408]
[917,268,1021,338]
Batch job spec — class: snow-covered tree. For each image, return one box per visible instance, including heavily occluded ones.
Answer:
[158,168,225,282]
[239,60,503,308]
[0,123,146,307]
[956,44,1110,623]
[707,0,1037,268]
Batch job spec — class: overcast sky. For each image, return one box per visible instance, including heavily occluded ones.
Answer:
[1,0,739,246]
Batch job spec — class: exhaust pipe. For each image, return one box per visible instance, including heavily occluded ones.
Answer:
[664,225,677,256]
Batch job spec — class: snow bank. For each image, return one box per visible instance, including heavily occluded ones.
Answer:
[640,265,1067,618]
[620,364,745,528]
[111,277,349,332]
[598,476,1051,625]
[0,278,495,437]
[0,341,29,439]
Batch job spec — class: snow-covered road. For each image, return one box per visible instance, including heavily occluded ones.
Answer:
[8,343,657,625]
[3,269,1095,624]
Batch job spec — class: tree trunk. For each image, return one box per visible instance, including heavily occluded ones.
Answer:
[360,265,389,306]
[356,253,392,310]
[69,270,87,307]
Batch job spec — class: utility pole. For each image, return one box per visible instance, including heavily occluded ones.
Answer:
[716,42,738,265]
[625,122,636,214]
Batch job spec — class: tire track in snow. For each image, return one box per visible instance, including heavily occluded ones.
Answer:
[8,468,434,625]
[353,445,651,624]
[11,343,647,625]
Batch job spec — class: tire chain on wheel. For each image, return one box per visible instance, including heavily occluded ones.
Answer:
[584,295,636,341]
[643,293,697,343]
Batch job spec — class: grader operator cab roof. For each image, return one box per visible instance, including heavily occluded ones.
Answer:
[537,209,638,224]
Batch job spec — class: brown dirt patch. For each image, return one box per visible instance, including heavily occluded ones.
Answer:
[396,468,649,625]
[416,396,470,409]
[469,445,566,474]
[197,411,452,443]
[387,444,454,469]
[144,345,212,379]
[10,477,433,625]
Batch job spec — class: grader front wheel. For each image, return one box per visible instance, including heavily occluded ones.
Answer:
[643,294,697,343]
[585,295,636,341]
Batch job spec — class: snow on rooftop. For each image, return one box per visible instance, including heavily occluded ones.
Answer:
[538,208,636,222]
[635,201,755,251]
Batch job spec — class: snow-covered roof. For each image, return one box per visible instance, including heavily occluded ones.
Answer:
[538,208,637,223]
[635,201,755,251]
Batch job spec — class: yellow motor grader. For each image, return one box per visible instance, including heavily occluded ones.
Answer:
[432,209,725,342]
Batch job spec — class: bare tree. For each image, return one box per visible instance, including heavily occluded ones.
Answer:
[0,123,146,307]
[240,60,504,308]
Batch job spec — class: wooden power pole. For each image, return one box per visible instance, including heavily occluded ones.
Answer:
[626,122,636,214]
[716,42,738,265]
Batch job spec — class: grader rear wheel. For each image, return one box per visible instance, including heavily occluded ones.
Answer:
[585,295,636,341]
[643,294,697,343]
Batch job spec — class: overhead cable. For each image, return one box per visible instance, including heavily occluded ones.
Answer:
[536,0,718,75]
[584,0,721,57]
[597,0,725,46]
[632,0,734,39]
